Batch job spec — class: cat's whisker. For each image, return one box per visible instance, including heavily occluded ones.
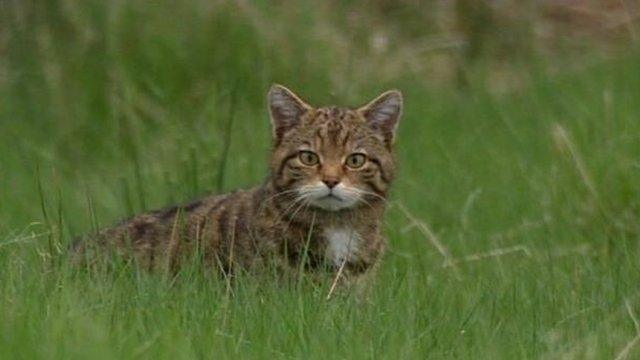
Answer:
[284,197,311,231]
[264,188,300,202]
[351,188,388,204]
[256,188,301,215]
[356,197,376,211]
[279,195,307,217]
[261,189,300,207]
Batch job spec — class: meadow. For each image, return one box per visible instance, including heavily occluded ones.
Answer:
[1,1,639,358]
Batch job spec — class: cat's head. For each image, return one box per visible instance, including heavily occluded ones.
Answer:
[268,84,402,212]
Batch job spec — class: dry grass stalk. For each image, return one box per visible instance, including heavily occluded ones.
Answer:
[443,245,531,268]
[326,259,347,301]
[490,216,551,242]
[396,202,460,276]
[614,298,640,360]
[551,123,599,200]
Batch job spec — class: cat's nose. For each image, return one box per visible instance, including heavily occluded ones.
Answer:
[323,179,339,189]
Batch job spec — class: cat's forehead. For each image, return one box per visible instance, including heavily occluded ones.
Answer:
[309,106,362,125]
[291,106,381,151]
[301,106,368,140]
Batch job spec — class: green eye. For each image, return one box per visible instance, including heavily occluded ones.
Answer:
[299,151,319,166]
[345,153,367,168]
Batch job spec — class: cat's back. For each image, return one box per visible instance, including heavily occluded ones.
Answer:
[76,187,264,270]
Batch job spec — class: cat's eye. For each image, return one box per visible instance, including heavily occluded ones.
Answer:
[299,151,320,166]
[345,153,367,168]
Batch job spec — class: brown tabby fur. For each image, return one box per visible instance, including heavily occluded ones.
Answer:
[74,85,403,283]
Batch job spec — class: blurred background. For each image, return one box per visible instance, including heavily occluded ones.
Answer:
[0,0,640,239]
[1,1,640,358]
[1,0,638,232]
[0,0,638,251]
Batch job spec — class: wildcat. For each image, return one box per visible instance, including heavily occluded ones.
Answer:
[75,85,403,282]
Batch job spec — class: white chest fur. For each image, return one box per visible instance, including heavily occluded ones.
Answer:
[324,227,361,267]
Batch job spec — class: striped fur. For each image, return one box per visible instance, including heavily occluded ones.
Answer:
[75,85,403,280]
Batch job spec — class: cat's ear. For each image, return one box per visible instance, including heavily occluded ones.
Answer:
[357,90,403,144]
[268,84,312,142]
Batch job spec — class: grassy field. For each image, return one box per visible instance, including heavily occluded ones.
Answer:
[1,1,640,359]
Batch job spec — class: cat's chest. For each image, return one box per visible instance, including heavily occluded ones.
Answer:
[323,227,361,267]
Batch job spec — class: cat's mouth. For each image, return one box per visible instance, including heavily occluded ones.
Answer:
[310,193,358,211]
[323,193,342,200]
[297,183,360,211]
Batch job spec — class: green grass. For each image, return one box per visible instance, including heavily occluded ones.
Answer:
[1,1,640,359]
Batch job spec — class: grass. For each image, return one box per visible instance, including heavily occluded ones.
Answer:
[1,1,640,358]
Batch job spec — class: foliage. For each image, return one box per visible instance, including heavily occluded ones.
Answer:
[1,1,639,358]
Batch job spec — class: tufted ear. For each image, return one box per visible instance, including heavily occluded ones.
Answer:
[357,90,403,144]
[268,84,312,142]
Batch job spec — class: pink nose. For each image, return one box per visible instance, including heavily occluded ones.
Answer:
[323,179,339,189]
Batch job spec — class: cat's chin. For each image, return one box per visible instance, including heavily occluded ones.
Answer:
[309,195,358,211]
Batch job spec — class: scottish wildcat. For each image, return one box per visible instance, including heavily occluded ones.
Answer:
[75,85,403,281]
